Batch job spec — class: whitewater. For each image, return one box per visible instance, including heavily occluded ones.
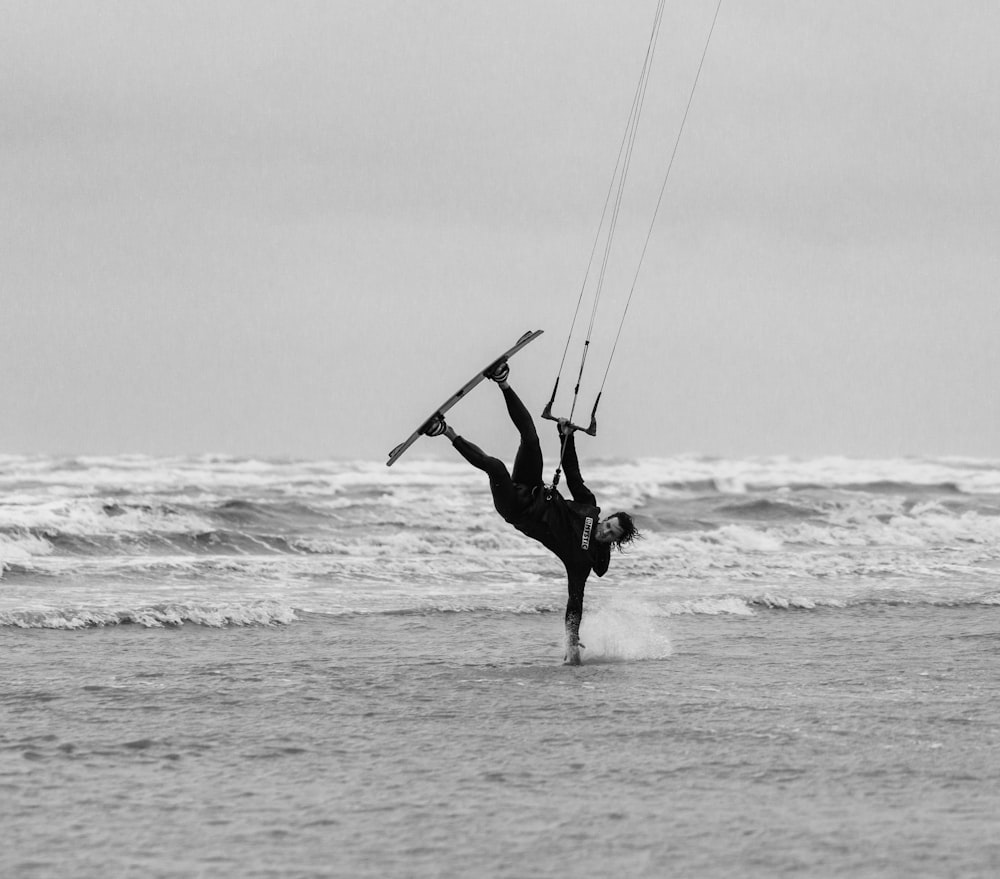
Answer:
[3,453,999,877]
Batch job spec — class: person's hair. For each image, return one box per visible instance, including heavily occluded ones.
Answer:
[609,512,640,551]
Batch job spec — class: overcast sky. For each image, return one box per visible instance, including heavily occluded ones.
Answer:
[4,1,998,461]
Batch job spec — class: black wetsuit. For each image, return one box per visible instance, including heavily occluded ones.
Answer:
[451,385,611,641]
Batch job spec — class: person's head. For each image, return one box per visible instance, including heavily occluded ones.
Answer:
[594,512,640,551]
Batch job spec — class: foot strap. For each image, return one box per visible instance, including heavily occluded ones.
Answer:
[420,414,447,437]
[484,360,510,383]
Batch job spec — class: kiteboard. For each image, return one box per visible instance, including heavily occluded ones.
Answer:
[386,330,544,467]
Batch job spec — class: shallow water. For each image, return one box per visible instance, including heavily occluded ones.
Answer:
[5,605,999,878]
[3,453,1000,876]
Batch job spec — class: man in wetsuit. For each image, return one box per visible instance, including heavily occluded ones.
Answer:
[421,360,639,664]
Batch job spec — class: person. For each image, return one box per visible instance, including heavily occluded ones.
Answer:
[421,359,639,664]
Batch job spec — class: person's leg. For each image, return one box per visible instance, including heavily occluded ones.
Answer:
[449,431,521,519]
[500,385,544,487]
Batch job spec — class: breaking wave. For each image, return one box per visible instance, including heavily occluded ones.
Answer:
[4,453,1000,628]
[1,601,298,629]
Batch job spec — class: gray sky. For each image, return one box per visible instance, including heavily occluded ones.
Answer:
[4,1,998,460]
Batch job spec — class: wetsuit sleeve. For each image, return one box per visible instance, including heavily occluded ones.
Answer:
[592,544,611,578]
[565,567,587,626]
[560,433,597,507]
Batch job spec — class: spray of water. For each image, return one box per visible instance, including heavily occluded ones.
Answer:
[580,597,673,662]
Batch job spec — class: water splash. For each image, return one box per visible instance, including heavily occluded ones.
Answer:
[581,598,673,662]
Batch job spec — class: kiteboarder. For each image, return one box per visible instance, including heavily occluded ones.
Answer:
[421,361,639,664]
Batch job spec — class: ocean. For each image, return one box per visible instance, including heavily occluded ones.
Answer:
[2,452,999,878]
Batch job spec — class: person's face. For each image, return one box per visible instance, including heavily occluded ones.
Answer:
[594,515,624,545]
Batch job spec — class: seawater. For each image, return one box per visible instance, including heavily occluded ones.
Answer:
[2,454,999,877]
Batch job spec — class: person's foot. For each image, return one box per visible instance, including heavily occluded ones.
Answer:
[420,413,448,437]
[484,360,510,384]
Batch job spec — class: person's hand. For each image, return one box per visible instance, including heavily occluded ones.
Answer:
[557,418,577,437]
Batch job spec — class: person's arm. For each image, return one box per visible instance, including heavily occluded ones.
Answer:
[591,543,610,577]
[565,568,586,645]
[559,428,597,507]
